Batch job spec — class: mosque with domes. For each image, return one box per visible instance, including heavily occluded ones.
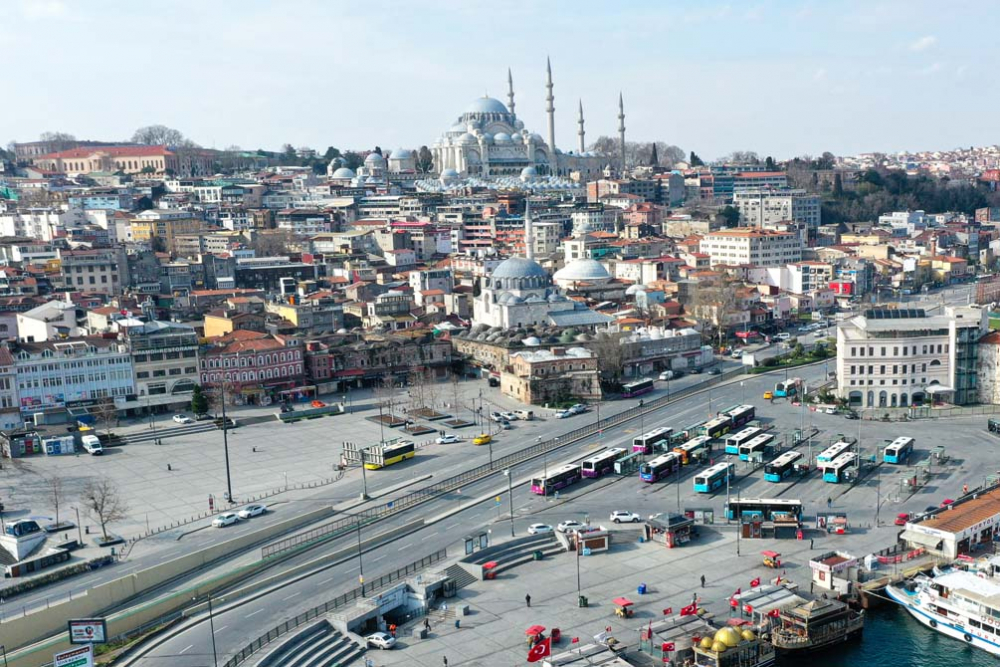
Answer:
[432,61,607,180]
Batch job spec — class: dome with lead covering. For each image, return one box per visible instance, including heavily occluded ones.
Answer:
[492,257,547,280]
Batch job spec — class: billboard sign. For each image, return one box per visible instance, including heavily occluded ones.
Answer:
[68,618,107,645]
[54,645,93,667]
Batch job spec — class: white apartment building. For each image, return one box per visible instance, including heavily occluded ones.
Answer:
[836,306,986,409]
[734,189,821,230]
[0,209,67,242]
[700,228,803,267]
[16,300,83,342]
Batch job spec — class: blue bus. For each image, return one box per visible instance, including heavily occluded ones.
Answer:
[774,377,801,398]
[817,440,854,464]
[821,453,856,483]
[725,404,756,429]
[738,433,775,462]
[763,451,803,482]
[639,452,682,483]
[725,498,803,521]
[883,437,915,464]
[622,379,655,398]
[724,427,762,456]
[693,462,734,493]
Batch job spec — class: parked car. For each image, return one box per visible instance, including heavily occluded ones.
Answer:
[173,414,193,424]
[824,407,837,414]
[556,520,585,533]
[490,411,505,423]
[514,410,534,421]
[775,332,791,341]
[212,512,239,528]
[554,410,571,419]
[609,511,641,523]
[488,377,500,387]
[366,632,396,650]
[894,513,910,526]
[238,503,267,519]
[709,368,722,375]
[473,434,492,446]
[500,411,517,421]
[81,434,104,455]
[730,349,743,358]
[689,367,702,375]
[311,400,326,408]
[435,434,459,444]
[844,412,860,420]
[527,523,554,535]
[569,404,587,414]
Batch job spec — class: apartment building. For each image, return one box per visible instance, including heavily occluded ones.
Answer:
[120,320,200,411]
[130,209,207,251]
[734,188,821,230]
[700,228,802,267]
[59,247,128,294]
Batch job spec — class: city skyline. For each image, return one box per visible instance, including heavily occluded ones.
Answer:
[2,0,993,160]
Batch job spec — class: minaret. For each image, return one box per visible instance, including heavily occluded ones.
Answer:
[546,57,557,174]
[577,99,586,154]
[524,199,534,261]
[507,68,515,116]
[618,92,627,176]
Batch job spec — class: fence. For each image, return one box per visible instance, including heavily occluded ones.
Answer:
[262,366,747,560]
[222,549,447,667]
[858,404,1000,421]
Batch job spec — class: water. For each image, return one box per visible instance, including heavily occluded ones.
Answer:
[809,604,997,667]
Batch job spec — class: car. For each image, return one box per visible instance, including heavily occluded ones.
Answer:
[709,368,721,375]
[527,523,554,535]
[659,370,676,380]
[763,391,774,400]
[924,506,939,514]
[488,377,500,387]
[435,434,459,444]
[797,326,810,333]
[500,420,512,430]
[212,512,239,528]
[894,512,911,526]
[940,498,955,508]
[554,410,571,419]
[671,370,685,379]
[473,434,492,446]
[311,400,326,408]
[81,434,104,455]
[844,412,860,420]
[775,332,791,341]
[500,411,517,421]
[689,367,702,374]
[609,511,641,523]
[490,411,504,422]
[570,404,587,414]
[366,632,396,650]
[173,414,193,424]
[730,349,743,358]
[556,520,585,533]
[238,503,267,519]
[824,407,837,414]
[279,403,294,413]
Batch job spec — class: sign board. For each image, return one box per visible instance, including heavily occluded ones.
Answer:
[54,645,93,667]
[68,618,107,645]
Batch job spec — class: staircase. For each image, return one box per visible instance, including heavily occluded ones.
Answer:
[255,620,365,667]
[442,564,477,590]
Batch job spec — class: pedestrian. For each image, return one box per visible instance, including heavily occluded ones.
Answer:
[700,574,706,588]
[810,537,814,549]
[425,618,432,632]
[443,657,448,667]
[525,593,532,607]
[826,497,832,508]
[389,623,396,638]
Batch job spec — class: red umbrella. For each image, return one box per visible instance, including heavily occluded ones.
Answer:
[612,597,634,607]
[525,625,546,636]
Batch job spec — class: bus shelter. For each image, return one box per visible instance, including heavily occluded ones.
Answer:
[615,451,642,475]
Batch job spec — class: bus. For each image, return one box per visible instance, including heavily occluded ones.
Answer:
[883,437,915,465]
[821,453,856,483]
[763,451,803,482]
[726,405,756,429]
[673,435,713,465]
[701,415,732,439]
[724,427,762,456]
[639,452,682,483]
[622,379,655,398]
[724,498,804,521]
[774,377,801,398]
[738,433,776,462]
[530,464,581,495]
[693,462,734,493]
[363,441,416,470]
[632,427,673,454]
[679,420,707,441]
[817,440,855,463]
[582,448,627,478]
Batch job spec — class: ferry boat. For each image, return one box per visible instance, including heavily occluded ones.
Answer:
[693,626,775,667]
[770,598,864,654]
[887,570,1000,657]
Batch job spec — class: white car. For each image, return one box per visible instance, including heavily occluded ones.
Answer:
[173,414,194,424]
[824,407,837,414]
[609,511,641,523]
[212,512,239,528]
[556,520,585,534]
[436,434,460,444]
[570,404,587,414]
[554,410,571,419]
[501,411,517,421]
[527,523,553,535]
[238,503,267,519]
[774,332,791,341]
[366,632,396,650]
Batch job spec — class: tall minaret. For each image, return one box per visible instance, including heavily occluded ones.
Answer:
[618,92,627,176]
[507,68,516,115]
[546,57,557,174]
[577,99,586,154]
[524,199,534,261]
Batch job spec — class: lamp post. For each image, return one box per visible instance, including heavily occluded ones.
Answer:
[220,382,233,504]
[740,381,745,405]
[357,520,366,595]
[504,469,515,537]
[192,592,220,667]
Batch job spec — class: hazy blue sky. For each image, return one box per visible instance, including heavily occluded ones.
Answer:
[2,0,991,159]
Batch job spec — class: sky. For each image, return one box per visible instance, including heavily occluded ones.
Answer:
[1,0,993,160]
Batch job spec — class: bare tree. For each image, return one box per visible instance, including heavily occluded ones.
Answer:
[81,478,130,542]
[591,330,627,385]
[131,124,199,148]
[39,131,76,142]
[46,475,66,526]
[408,368,427,412]
[249,229,296,257]
[423,369,440,412]
[690,277,742,349]
[93,398,118,439]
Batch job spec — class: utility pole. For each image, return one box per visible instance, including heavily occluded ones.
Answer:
[221,382,233,503]
[505,469,515,537]
[207,593,220,667]
[357,520,366,595]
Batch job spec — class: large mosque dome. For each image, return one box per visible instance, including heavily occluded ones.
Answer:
[493,257,548,280]
[331,167,356,179]
[553,259,611,284]
[465,96,510,115]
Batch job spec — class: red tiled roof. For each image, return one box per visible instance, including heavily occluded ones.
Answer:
[38,145,173,159]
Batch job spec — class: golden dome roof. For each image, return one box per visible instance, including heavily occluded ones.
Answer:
[714,627,741,648]
[699,637,714,649]
[741,630,756,641]
[711,641,728,653]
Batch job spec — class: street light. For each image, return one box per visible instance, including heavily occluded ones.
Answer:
[220,382,233,504]
[357,519,366,595]
[191,592,220,667]
[740,381,745,405]
[503,469,515,537]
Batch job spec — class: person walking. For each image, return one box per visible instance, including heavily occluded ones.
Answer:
[700,574,706,588]
[442,657,449,667]
[525,593,532,607]
[826,497,832,508]
[810,537,814,549]
[424,618,432,633]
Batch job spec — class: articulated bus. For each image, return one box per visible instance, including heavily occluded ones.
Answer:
[530,464,581,495]
[622,378,655,398]
[821,452,856,483]
[632,427,673,454]
[639,452,682,483]
[724,498,803,521]
[700,415,733,439]
[738,433,776,462]
[582,448,627,478]
[673,435,713,465]
[763,451,803,482]
[883,437,915,464]
[693,462,734,493]
[724,427,762,455]
[726,404,756,429]
[817,440,855,464]
[363,441,416,469]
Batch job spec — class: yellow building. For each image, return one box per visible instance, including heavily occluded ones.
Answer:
[131,211,207,251]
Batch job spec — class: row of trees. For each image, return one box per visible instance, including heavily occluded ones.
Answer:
[589,137,685,168]
[43,475,127,543]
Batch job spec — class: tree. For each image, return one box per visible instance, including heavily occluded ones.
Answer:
[81,478,129,542]
[793,342,805,358]
[718,205,740,227]
[649,142,659,167]
[323,146,341,161]
[131,124,197,147]
[191,385,210,416]
[591,330,627,387]
[833,173,844,197]
[94,399,118,439]
[343,151,365,171]
[39,131,76,142]
[250,229,296,257]
[765,156,776,170]
[690,277,741,349]
[416,146,434,173]
[46,475,66,527]
[689,151,704,167]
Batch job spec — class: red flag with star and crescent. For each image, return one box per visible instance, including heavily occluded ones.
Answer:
[527,637,551,663]
[750,577,761,587]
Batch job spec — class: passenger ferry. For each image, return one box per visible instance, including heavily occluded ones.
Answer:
[887,570,1000,657]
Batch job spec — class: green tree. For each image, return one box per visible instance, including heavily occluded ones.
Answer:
[191,385,210,416]
[793,342,804,358]
[718,205,740,227]
[765,156,776,170]
[833,173,843,197]
[323,146,341,160]
[416,146,434,173]
[689,151,704,167]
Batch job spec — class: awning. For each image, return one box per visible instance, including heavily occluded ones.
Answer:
[926,385,953,394]
[900,529,943,549]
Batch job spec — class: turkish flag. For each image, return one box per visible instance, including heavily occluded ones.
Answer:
[750,577,761,587]
[527,637,551,663]
[662,642,676,651]
[680,604,697,616]
[663,607,673,615]
[768,608,781,618]
[571,637,579,644]
[744,604,754,614]
[734,587,741,595]
[730,597,739,608]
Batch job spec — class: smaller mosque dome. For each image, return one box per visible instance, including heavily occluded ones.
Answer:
[458,132,477,145]
[440,168,460,184]
[390,148,412,160]
[625,283,646,295]
[520,166,538,182]
[493,132,512,144]
[524,336,541,346]
[364,152,386,165]
[511,133,524,144]
[331,167,356,179]
[713,628,741,648]
[711,641,727,653]
[553,259,611,283]
[699,637,714,650]
[529,133,544,143]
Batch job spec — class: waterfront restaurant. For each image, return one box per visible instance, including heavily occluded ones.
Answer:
[900,487,1000,559]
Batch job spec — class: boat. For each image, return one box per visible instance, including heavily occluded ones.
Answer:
[693,626,775,667]
[770,598,864,654]
[887,570,1000,657]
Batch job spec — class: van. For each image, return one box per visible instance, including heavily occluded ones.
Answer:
[81,435,104,455]
[514,410,534,421]
[659,370,675,381]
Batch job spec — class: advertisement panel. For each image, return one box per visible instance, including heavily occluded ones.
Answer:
[68,618,107,644]
[54,645,93,667]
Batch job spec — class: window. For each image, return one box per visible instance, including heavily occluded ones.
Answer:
[137,371,149,379]
[169,368,181,375]
[153,370,166,377]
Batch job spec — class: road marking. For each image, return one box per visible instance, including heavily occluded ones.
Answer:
[372,554,386,562]
[397,542,413,551]
[282,592,301,601]
[214,625,228,634]
[179,644,194,655]
[246,609,264,618]
[443,521,460,530]
[320,577,334,584]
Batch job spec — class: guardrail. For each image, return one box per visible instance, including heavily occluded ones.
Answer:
[222,549,447,667]
[261,366,747,559]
